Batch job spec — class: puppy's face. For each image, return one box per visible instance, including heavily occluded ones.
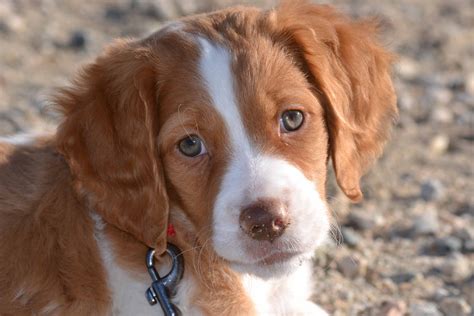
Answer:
[158,28,331,276]
[58,4,397,278]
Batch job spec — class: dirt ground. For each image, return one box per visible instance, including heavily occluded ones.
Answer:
[0,0,472,315]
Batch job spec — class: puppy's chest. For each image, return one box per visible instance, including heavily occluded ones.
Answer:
[97,238,198,315]
[101,258,292,316]
[95,228,302,315]
[103,265,279,315]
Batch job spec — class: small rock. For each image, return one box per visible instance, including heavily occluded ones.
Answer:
[462,239,474,253]
[452,228,474,253]
[0,21,9,34]
[430,288,450,301]
[420,179,445,201]
[422,236,463,256]
[448,76,466,92]
[455,203,474,216]
[428,87,453,105]
[380,300,407,316]
[439,297,472,316]
[438,254,470,282]
[130,0,179,19]
[389,272,416,284]
[430,134,450,155]
[336,256,365,279]
[461,275,474,306]
[340,227,361,247]
[380,278,398,294]
[465,72,474,95]
[345,211,376,231]
[365,266,380,285]
[336,288,353,301]
[409,302,442,316]
[452,228,474,242]
[4,15,25,33]
[68,30,87,51]
[432,107,454,124]
[397,56,420,80]
[411,212,439,236]
[105,5,127,22]
[398,90,416,110]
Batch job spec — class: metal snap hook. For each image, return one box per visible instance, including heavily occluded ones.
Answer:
[145,243,184,316]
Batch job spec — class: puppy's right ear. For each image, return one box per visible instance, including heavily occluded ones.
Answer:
[274,1,398,202]
[55,39,169,253]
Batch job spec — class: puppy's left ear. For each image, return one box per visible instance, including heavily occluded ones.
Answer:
[56,39,169,253]
[274,1,398,201]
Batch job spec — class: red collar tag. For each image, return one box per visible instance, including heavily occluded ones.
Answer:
[167,223,176,237]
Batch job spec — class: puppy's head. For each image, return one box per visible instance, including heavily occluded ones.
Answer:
[57,1,397,278]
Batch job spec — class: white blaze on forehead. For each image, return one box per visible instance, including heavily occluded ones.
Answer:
[197,37,252,155]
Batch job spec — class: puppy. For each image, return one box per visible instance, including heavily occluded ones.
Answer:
[0,1,397,315]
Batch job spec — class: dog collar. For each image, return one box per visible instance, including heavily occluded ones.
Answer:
[145,243,184,316]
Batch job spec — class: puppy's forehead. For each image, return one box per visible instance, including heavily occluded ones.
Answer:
[196,36,253,155]
[155,12,314,149]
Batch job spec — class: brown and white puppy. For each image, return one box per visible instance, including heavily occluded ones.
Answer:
[0,1,397,315]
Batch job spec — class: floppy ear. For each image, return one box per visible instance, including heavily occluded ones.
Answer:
[55,39,169,253]
[275,1,398,201]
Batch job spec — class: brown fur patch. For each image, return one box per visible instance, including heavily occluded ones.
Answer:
[0,139,110,314]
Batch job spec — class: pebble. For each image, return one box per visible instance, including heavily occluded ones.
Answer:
[398,90,416,110]
[379,300,407,316]
[130,0,179,19]
[68,30,87,51]
[452,228,474,253]
[462,239,474,253]
[422,236,462,256]
[465,72,474,95]
[429,134,450,155]
[439,297,472,316]
[104,4,127,21]
[397,56,420,80]
[345,211,376,231]
[389,272,416,284]
[336,256,365,279]
[430,287,450,301]
[452,228,473,242]
[0,21,9,34]
[409,302,442,316]
[428,87,453,106]
[2,14,26,33]
[431,107,454,124]
[461,275,474,306]
[410,211,439,236]
[455,203,474,216]
[438,253,470,282]
[340,227,361,247]
[420,179,445,201]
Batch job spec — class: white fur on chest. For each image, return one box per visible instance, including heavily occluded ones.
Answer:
[242,261,328,316]
[92,214,199,316]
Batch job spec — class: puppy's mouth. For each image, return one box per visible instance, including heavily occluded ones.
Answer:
[255,251,303,265]
[230,249,305,267]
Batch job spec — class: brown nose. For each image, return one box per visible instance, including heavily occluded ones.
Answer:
[239,200,289,242]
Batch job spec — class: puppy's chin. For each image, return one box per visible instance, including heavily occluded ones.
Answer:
[229,253,312,280]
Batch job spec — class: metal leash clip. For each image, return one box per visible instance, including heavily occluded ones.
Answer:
[145,243,184,316]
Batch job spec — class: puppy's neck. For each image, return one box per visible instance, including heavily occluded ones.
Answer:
[92,210,256,315]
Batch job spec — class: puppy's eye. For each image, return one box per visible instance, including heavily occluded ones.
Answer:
[280,110,304,132]
[178,135,207,157]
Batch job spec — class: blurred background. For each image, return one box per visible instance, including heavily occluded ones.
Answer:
[0,0,472,315]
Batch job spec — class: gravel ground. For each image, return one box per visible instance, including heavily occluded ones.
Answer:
[0,0,472,315]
